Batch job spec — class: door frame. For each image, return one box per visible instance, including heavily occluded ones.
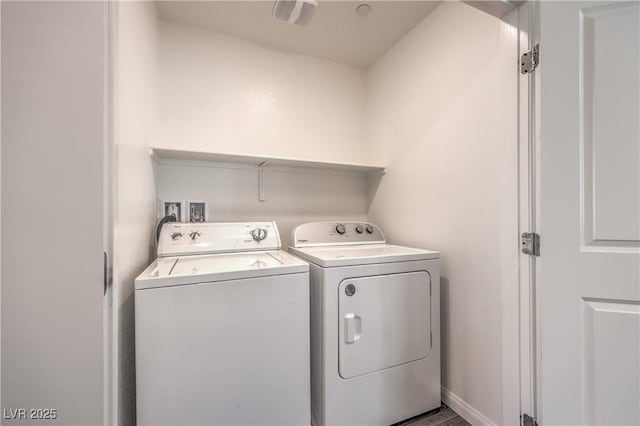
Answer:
[95,2,539,424]
[516,1,541,424]
[501,2,539,425]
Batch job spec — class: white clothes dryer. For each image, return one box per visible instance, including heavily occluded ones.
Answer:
[135,221,310,426]
[289,221,440,426]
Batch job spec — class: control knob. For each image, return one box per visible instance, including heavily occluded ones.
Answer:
[355,225,364,234]
[189,231,201,241]
[335,224,346,235]
[366,225,374,234]
[251,228,268,242]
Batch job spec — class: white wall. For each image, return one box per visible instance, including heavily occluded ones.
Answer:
[155,20,367,164]
[1,2,106,424]
[366,2,518,424]
[113,2,159,425]
[152,18,372,247]
[154,162,371,248]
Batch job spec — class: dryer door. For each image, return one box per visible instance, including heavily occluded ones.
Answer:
[338,271,431,379]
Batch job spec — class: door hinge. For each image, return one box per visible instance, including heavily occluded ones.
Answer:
[521,232,541,256]
[522,413,538,426]
[520,44,539,74]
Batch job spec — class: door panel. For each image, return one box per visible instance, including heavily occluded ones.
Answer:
[580,2,640,248]
[1,3,106,424]
[539,1,640,424]
[582,300,640,425]
[338,272,430,379]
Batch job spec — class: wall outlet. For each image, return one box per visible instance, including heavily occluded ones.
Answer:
[187,201,208,223]
[160,200,186,222]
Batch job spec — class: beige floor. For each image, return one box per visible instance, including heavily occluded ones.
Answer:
[397,405,470,426]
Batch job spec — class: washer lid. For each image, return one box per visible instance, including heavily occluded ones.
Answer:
[135,250,308,290]
[289,243,439,267]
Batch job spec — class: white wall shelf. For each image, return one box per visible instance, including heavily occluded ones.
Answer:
[151,147,385,202]
[150,147,386,174]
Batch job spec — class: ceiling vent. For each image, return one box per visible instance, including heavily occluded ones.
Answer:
[273,0,318,26]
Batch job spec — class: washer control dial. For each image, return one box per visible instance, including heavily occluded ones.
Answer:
[355,225,364,234]
[251,228,268,242]
[335,224,346,235]
[366,225,374,234]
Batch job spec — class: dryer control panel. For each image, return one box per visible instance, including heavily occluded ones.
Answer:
[291,222,385,248]
[158,221,281,257]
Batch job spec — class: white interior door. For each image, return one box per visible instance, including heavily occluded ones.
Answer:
[539,2,640,424]
[1,2,107,424]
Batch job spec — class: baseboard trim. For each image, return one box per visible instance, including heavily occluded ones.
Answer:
[441,387,497,426]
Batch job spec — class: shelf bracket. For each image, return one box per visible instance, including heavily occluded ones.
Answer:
[258,161,268,202]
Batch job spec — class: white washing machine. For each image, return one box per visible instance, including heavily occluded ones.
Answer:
[135,221,310,426]
[289,221,440,426]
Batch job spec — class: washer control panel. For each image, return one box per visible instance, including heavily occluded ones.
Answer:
[158,221,280,257]
[291,222,385,247]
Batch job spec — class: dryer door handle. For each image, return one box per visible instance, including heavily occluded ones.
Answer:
[344,313,362,344]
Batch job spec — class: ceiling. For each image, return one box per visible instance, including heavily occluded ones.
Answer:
[156,1,441,69]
